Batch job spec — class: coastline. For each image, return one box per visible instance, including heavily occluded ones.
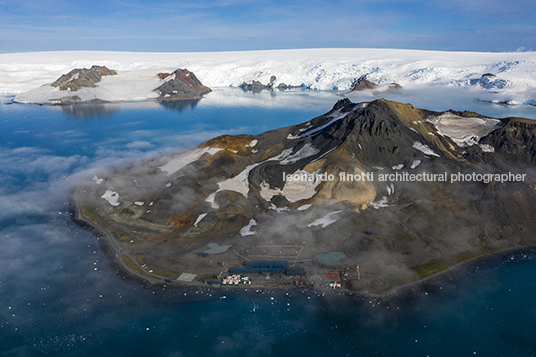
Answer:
[69,188,536,301]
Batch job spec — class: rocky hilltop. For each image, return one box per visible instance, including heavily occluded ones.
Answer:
[348,74,402,94]
[14,66,211,104]
[51,65,118,91]
[155,68,211,100]
[72,98,536,295]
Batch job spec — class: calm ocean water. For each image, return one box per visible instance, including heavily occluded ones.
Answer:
[1,88,536,356]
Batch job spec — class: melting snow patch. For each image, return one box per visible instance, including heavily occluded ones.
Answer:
[217,163,261,197]
[166,182,172,187]
[194,213,208,227]
[308,210,343,228]
[369,196,389,209]
[92,175,104,184]
[205,192,219,209]
[427,113,501,147]
[392,164,404,170]
[269,204,290,213]
[134,201,144,206]
[245,139,258,147]
[410,160,421,169]
[412,141,440,157]
[287,133,300,140]
[297,204,312,211]
[159,147,222,175]
[300,109,348,137]
[284,170,322,202]
[101,190,120,206]
[259,181,282,201]
[280,143,319,165]
[261,170,321,202]
[240,219,257,236]
[480,144,495,152]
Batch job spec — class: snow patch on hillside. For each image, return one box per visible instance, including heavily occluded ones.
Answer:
[427,113,502,147]
[413,141,440,157]
[159,147,222,175]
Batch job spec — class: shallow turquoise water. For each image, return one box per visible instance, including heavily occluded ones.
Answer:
[1,88,536,356]
[314,252,347,266]
[205,243,232,255]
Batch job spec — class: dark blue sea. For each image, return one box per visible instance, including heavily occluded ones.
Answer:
[1,88,536,356]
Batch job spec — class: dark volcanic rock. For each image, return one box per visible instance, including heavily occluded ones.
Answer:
[155,68,211,100]
[51,65,117,91]
[240,76,302,92]
[349,74,377,91]
[481,117,536,164]
[240,75,276,92]
[470,73,508,90]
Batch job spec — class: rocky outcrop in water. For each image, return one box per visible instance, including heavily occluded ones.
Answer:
[348,74,401,93]
[349,74,377,91]
[240,76,301,92]
[73,98,536,295]
[155,68,211,100]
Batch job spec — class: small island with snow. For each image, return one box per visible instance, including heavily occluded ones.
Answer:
[13,65,211,104]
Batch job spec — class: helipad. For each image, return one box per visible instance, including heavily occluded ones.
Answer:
[176,273,196,282]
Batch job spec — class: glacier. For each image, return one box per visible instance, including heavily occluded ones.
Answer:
[1,48,535,105]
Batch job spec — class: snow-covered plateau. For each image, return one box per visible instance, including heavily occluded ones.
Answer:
[1,48,535,105]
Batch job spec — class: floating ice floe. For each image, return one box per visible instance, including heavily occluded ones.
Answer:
[101,190,120,206]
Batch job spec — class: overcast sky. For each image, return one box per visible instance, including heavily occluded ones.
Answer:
[1,0,535,53]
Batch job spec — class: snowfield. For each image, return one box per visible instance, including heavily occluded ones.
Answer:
[0,49,535,105]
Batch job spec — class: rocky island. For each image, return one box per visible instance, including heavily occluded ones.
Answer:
[14,66,211,104]
[72,98,536,296]
[348,74,402,94]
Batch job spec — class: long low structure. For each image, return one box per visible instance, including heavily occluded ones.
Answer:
[245,261,289,268]
[229,267,286,274]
